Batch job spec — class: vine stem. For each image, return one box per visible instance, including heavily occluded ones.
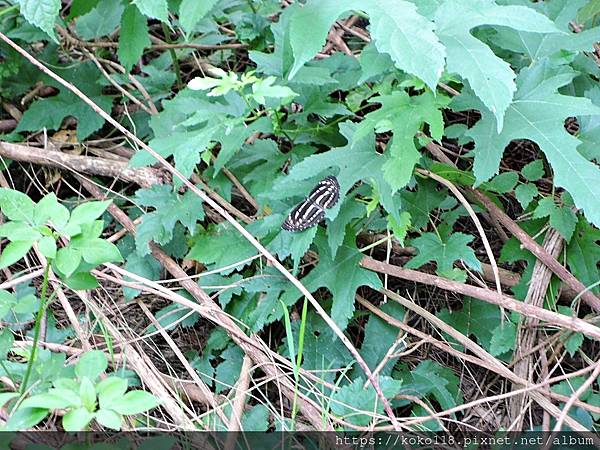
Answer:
[20,263,50,394]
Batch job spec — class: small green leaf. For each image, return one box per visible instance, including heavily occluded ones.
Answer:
[80,376,97,412]
[55,247,82,277]
[533,197,556,219]
[79,238,123,265]
[550,206,577,241]
[522,160,545,181]
[34,193,69,228]
[95,408,122,430]
[69,200,111,226]
[0,188,35,223]
[76,350,108,381]
[407,232,481,275]
[63,407,94,431]
[515,184,539,209]
[483,172,518,193]
[0,222,41,242]
[4,407,48,431]
[110,390,159,415]
[98,377,128,410]
[0,240,34,269]
[489,321,516,356]
[118,5,150,71]
[74,0,123,39]
[133,0,169,22]
[38,236,57,259]
[62,272,99,290]
[563,332,584,357]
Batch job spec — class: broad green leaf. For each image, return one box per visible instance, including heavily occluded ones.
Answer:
[330,376,402,427]
[483,172,518,194]
[62,272,99,290]
[0,188,35,223]
[287,0,445,90]
[578,0,600,22]
[38,236,57,259]
[0,240,34,269]
[34,193,69,228]
[179,0,219,33]
[283,122,400,223]
[550,206,577,241]
[0,393,18,410]
[355,90,448,191]
[563,332,584,357]
[74,0,124,39]
[80,376,97,412]
[406,231,481,276]
[20,392,73,410]
[281,233,382,331]
[95,408,122,430]
[98,377,128,410]
[122,252,161,300]
[63,407,94,431]
[16,0,60,42]
[215,345,243,393]
[133,0,169,22]
[187,224,256,275]
[68,0,101,18]
[4,407,48,431]
[134,185,203,255]
[458,59,600,228]
[69,200,111,226]
[327,199,365,259]
[110,390,159,415]
[489,321,516,356]
[76,350,108,381]
[241,405,269,431]
[77,238,123,265]
[566,219,600,294]
[55,247,82,278]
[118,5,150,71]
[434,0,559,131]
[0,222,41,242]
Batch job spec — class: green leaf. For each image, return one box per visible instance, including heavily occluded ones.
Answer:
[515,184,539,209]
[251,76,297,105]
[4,407,48,431]
[0,240,34,269]
[330,376,402,427]
[69,200,111,226]
[489,321,516,356]
[399,359,462,411]
[179,0,219,32]
[0,188,35,223]
[241,404,269,431]
[282,233,382,331]
[187,224,256,275]
[133,0,169,22]
[76,238,123,265]
[62,272,99,290]
[434,0,559,131]
[38,236,56,259]
[283,122,400,223]
[134,185,203,255]
[98,376,128,410]
[95,408,122,430]
[76,350,108,380]
[550,206,578,241]
[287,0,445,90]
[533,196,556,219]
[0,393,18,410]
[118,5,150,71]
[215,345,244,393]
[34,193,69,228]
[483,172,518,194]
[63,407,94,431]
[74,0,124,39]
[68,0,101,19]
[566,219,600,295]
[110,390,159,415]
[0,222,40,242]
[406,231,481,275]
[55,247,82,278]
[20,392,73,410]
[563,332,584,357]
[459,59,600,228]
[16,0,60,42]
[355,90,448,191]
[80,376,97,412]
[522,160,545,181]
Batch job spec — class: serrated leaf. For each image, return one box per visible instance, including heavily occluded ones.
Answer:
[134,185,203,255]
[435,0,559,131]
[118,5,150,71]
[133,0,169,22]
[74,0,124,40]
[281,233,381,331]
[550,206,577,241]
[566,219,600,294]
[187,224,256,275]
[215,345,244,393]
[287,0,445,90]
[522,160,545,181]
[17,0,60,42]
[515,184,539,209]
[179,0,219,32]
[489,321,516,356]
[406,231,481,276]
[460,59,600,228]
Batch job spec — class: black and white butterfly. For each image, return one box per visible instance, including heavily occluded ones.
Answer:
[281,176,340,232]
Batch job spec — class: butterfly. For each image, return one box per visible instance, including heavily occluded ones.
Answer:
[281,176,340,232]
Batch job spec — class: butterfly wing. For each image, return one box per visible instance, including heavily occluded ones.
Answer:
[281,199,326,232]
[308,176,340,209]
